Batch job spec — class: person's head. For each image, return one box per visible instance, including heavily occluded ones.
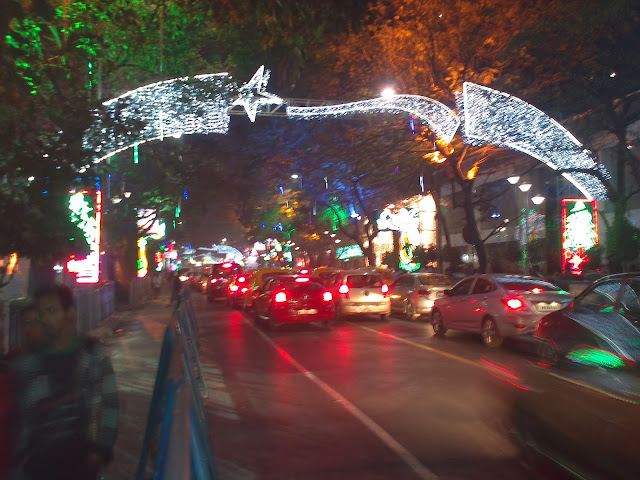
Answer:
[34,284,76,346]
[21,304,48,351]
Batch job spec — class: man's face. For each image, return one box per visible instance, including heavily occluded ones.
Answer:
[38,294,72,338]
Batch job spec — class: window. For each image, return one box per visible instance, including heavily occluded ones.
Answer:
[449,278,474,296]
[496,278,561,292]
[577,280,623,313]
[472,278,494,294]
[346,275,382,288]
[419,275,453,286]
[620,278,640,324]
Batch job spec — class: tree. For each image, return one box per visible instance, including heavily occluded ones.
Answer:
[506,0,640,271]
[308,0,545,272]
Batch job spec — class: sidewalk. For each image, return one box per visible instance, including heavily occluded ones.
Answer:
[96,294,175,479]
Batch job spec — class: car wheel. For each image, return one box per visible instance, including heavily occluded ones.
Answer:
[482,317,503,348]
[431,310,447,337]
[405,301,418,321]
[380,313,390,321]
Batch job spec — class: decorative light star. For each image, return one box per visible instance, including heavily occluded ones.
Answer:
[231,66,283,122]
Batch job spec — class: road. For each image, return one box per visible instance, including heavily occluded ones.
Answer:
[192,293,545,480]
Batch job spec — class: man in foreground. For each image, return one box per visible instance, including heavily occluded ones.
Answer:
[10,284,119,480]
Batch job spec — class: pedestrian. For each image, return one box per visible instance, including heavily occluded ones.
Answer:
[170,270,182,307]
[151,272,162,299]
[9,284,119,480]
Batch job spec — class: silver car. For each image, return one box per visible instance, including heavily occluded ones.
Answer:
[431,274,573,348]
[334,270,391,320]
[389,273,453,321]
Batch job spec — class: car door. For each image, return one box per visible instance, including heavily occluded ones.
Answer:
[253,278,274,317]
[458,277,496,333]
[390,276,411,311]
[439,277,475,329]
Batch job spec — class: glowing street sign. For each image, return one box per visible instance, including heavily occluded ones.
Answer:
[562,199,598,275]
[67,189,102,283]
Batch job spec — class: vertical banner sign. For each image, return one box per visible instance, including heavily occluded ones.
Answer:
[67,189,102,284]
[561,199,598,275]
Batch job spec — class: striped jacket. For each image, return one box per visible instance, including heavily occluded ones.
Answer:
[10,337,119,468]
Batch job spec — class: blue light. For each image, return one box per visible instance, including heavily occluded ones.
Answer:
[279,185,284,195]
[409,116,415,134]
[184,188,188,200]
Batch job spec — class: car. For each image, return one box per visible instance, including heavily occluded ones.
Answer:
[252,275,335,329]
[389,272,453,321]
[430,274,573,348]
[207,262,243,302]
[226,273,253,309]
[505,273,640,479]
[333,270,391,321]
[240,267,299,310]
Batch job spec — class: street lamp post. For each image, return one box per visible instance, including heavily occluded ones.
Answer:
[518,183,532,271]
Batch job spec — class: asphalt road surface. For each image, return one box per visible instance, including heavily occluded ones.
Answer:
[192,293,555,480]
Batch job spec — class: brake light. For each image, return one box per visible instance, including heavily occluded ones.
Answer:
[274,291,287,303]
[240,287,248,293]
[323,291,333,302]
[295,277,310,283]
[531,287,543,294]
[381,284,389,294]
[300,269,310,274]
[222,262,232,269]
[417,289,431,297]
[338,284,349,294]
[238,276,246,283]
[210,278,218,284]
[503,298,525,310]
[229,285,239,292]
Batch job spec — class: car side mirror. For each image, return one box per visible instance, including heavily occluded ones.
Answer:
[443,289,452,296]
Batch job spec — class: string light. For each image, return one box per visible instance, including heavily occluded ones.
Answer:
[84,67,282,165]
[462,83,610,200]
[287,95,460,144]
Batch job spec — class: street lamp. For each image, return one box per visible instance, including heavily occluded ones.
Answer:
[531,195,545,205]
[518,183,532,192]
[381,87,395,98]
[507,176,520,185]
[291,174,299,179]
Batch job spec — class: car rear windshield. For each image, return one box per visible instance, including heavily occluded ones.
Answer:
[418,275,453,286]
[282,281,326,293]
[496,278,561,292]
[262,272,291,282]
[346,275,382,288]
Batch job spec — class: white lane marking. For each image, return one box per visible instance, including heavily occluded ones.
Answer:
[246,319,439,480]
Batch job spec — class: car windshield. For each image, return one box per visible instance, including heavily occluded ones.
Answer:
[346,275,382,288]
[262,272,291,283]
[496,278,561,292]
[418,275,453,286]
[281,281,326,293]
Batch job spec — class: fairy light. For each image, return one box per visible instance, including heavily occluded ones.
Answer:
[462,83,610,200]
[84,67,282,164]
[287,95,460,144]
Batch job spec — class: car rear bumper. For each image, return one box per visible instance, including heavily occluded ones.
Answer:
[273,309,335,323]
[415,299,437,315]
[498,315,542,337]
[340,302,391,315]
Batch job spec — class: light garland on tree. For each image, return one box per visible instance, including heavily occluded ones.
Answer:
[287,95,460,144]
[461,83,610,200]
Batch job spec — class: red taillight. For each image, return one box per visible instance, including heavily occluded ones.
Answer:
[238,276,246,283]
[274,291,287,303]
[240,287,248,293]
[503,298,525,310]
[323,291,333,302]
[300,269,310,274]
[381,284,389,294]
[531,287,543,294]
[229,285,239,292]
[222,262,232,269]
[338,284,349,294]
[417,289,431,297]
[211,278,218,284]
[295,277,310,283]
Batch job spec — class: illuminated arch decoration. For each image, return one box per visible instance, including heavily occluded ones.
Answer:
[84,66,609,200]
[83,66,283,165]
[462,83,609,200]
[287,96,460,144]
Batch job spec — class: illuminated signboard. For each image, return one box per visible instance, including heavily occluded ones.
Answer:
[336,244,363,260]
[67,189,102,283]
[562,198,598,275]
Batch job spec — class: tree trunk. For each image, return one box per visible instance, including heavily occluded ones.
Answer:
[460,183,488,273]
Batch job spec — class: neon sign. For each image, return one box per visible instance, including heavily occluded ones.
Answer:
[67,189,102,283]
[562,199,598,275]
